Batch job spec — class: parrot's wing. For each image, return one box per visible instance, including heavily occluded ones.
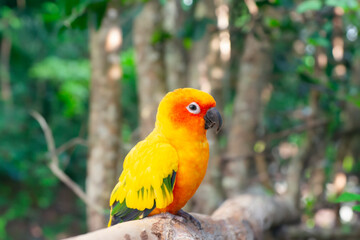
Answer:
[108,141,178,226]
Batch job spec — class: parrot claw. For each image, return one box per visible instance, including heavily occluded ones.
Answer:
[176,209,203,230]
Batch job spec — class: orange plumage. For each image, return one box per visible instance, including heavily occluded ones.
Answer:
[108,88,222,226]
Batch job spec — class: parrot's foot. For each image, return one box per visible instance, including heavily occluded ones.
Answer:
[176,209,202,230]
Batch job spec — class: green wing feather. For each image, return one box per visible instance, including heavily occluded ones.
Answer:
[108,139,178,227]
[108,171,176,226]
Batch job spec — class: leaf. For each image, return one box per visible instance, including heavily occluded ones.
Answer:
[353,205,360,212]
[325,0,359,11]
[29,57,90,82]
[254,141,266,153]
[346,94,360,109]
[265,17,280,28]
[180,17,216,41]
[59,81,89,117]
[304,55,315,68]
[183,38,192,50]
[336,192,360,203]
[192,18,216,41]
[296,0,322,13]
[307,37,330,48]
[41,2,61,22]
[151,30,172,44]
[60,0,108,30]
[0,7,22,29]
[343,155,354,173]
[234,15,251,28]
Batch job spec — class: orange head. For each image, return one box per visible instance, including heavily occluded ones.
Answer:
[155,88,222,139]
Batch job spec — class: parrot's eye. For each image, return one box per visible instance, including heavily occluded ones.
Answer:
[186,102,201,114]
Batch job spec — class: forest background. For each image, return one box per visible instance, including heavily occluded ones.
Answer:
[1,0,360,239]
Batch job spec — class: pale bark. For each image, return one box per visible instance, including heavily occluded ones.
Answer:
[0,37,12,104]
[87,5,122,231]
[223,33,272,197]
[307,50,328,200]
[66,194,298,240]
[332,9,348,175]
[17,0,26,9]
[187,0,216,91]
[286,90,327,208]
[134,0,167,139]
[280,225,360,240]
[347,56,360,155]
[186,0,229,215]
[347,56,360,130]
[286,132,314,207]
[162,0,187,90]
[332,54,360,224]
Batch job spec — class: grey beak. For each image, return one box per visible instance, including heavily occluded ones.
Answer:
[204,107,223,133]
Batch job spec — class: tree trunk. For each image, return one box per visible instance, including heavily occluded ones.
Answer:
[347,55,360,158]
[307,49,328,201]
[286,89,327,208]
[187,0,216,91]
[0,37,12,105]
[162,0,187,90]
[87,5,122,231]
[188,0,229,215]
[17,0,26,9]
[223,32,272,197]
[66,194,298,240]
[134,0,167,139]
[331,52,360,225]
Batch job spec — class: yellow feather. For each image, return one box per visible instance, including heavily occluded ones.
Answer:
[109,88,217,226]
[109,132,178,211]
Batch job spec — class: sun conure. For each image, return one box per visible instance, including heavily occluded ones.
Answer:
[108,88,222,227]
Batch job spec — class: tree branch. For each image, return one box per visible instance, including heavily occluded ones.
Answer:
[65,194,298,240]
[264,118,328,142]
[30,110,105,215]
[56,137,87,155]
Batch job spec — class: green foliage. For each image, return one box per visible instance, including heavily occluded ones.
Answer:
[41,2,62,23]
[234,15,251,28]
[325,146,337,181]
[307,37,330,48]
[120,48,139,131]
[336,192,360,202]
[0,7,22,31]
[336,192,360,212]
[304,196,316,217]
[1,0,360,238]
[265,17,280,28]
[343,155,354,173]
[180,17,216,42]
[0,1,90,238]
[30,57,90,117]
[191,18,216,41]
[151,29,172,44]
[183,38,192,50]
[60,0,109,29]
[296,0,322,13]
[30,57,90,82]
[353,205,360,212]
[254,141,266,153]
[346,94,360,109]
[325,0,359,11]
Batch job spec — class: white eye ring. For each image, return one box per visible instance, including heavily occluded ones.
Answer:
[186,102,201,114]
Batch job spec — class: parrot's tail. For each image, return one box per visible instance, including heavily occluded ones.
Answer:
[108,203,156,227]
[107,217,112,227]
[108,214,124,227]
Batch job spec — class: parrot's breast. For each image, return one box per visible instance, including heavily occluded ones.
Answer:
[149,137,209,215]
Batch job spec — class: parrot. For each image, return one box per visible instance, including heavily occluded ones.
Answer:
[108,88,222,228]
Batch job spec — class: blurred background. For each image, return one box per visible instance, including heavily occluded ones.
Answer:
[1,0,360,239]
